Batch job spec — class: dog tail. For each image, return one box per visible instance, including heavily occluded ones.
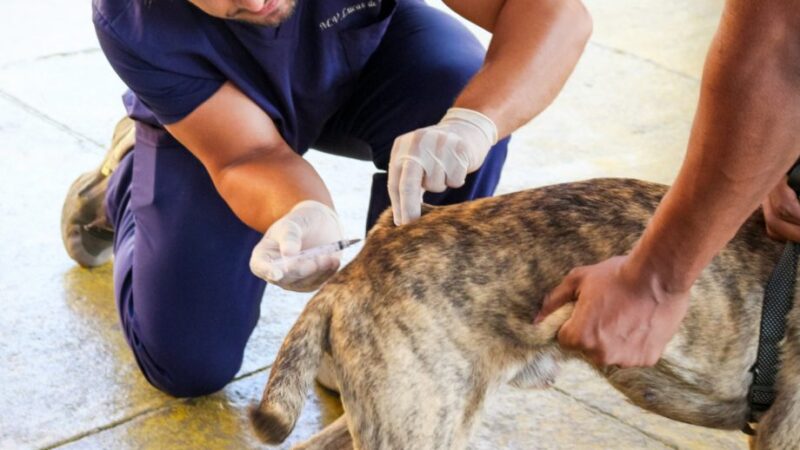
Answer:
[530,303,575,343]
[249,290,333,444]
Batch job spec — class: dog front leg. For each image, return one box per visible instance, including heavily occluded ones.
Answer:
[752,364,800,448]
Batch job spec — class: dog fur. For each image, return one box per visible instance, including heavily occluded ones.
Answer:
[249,178,800,449]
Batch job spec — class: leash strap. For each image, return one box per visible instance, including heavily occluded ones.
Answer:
[747,241,797,418]
[746,162,800,428]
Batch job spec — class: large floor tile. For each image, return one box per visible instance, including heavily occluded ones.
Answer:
[60,372,669,450]
[58,372,341,450]
[584,0,724,79]
[0,1,101,67]
[499,43,698,193]
[553,361,748,449]
[0,52,128,147]
[0,97,169,449]
[472,385,670,450]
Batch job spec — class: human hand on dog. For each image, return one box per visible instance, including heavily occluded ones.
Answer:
[250,200,343,292]
[762,175,800,242]
[535,255,691,368]
[387,107,498,225]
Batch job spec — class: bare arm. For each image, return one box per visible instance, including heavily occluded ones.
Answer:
[388,0,592,224]
[629,0,800,292]
[165,81,334,233]
[444,0,593,138]
[538,0,800,368]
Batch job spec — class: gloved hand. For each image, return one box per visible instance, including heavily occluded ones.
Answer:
[250,200,344,292]
[388,107,498,225]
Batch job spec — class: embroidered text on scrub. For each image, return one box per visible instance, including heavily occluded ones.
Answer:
[319,1,379,30]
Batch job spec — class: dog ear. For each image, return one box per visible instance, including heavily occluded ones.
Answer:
[373,204,439,230]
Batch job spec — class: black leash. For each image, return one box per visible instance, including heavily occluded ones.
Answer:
[743,164,800,434]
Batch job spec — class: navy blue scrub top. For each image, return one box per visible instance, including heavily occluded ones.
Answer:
[93,0,397,153]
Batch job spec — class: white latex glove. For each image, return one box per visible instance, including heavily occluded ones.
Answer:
[249,200,344,292]
[388,107,498,225]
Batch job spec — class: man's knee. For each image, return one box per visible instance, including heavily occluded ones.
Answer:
[133,339,245,398]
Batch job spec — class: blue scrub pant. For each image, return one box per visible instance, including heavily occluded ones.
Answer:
[106,0,509,397]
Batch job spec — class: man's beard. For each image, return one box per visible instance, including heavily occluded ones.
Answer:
[234,0,297,27]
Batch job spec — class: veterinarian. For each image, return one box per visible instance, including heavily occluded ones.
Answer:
[62,0,591,397]
[537,0,800,368]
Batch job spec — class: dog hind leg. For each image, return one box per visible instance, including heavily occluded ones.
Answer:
[334,324,490,449]
[291,414,352,450]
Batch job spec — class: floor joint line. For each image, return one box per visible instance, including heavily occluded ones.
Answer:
[589,40,700,83]
[552,386,679,449]
[0,89,104,149]
[0,48,102,70]
[41,365,272,449]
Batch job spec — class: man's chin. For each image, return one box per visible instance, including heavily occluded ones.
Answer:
[237,2,296,27]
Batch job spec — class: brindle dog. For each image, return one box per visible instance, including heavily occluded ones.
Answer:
[249,178,800,449]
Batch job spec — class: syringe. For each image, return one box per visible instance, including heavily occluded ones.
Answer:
[270,238,362,269]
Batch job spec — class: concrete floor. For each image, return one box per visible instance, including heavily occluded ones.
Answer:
[0,0,751,448]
